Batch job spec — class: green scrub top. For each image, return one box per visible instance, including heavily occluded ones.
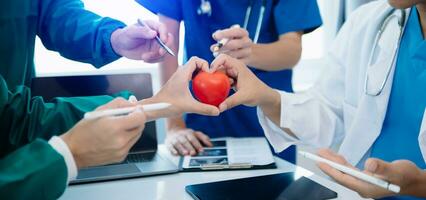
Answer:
[0,0,130,198]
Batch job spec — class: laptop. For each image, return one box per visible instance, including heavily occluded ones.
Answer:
[31,72,179,184]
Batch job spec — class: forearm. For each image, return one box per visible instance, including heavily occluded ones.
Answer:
[160,58,179,85]
[38,0,125,67]
[248,33,302,71]
[258,89,299,139]
[159,14,181,85]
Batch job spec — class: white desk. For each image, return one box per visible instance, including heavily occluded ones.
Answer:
[60,145,366,200]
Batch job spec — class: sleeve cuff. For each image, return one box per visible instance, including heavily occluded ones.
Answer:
[49,136,78,183]
[257,90,300,153]
[94,18,126,68]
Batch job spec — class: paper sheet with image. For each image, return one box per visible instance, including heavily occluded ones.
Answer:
[182,137,275,169]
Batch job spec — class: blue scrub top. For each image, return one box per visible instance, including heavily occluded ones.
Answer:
[137,0,322,162]
[370,7,426,200]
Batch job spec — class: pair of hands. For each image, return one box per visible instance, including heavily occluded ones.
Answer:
[166,55,278,156]
[316,149,426,199]
[60,57,221,168]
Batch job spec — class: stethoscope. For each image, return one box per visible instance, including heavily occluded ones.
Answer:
[198,0,267,43]
[364,9,407,96]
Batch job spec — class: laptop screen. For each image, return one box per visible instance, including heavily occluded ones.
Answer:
[31,73,157,153]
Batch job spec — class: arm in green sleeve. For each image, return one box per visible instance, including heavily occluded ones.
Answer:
[37,0,126,67]
[0,139,68,200]
[0,76,128,157]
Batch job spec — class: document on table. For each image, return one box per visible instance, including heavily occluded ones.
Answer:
[181,137,276,171]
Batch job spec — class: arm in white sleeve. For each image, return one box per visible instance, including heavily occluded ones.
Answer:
[257,12,359,153]
[48,136,78,183]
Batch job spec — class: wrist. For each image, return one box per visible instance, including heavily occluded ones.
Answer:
[246,44,259,67]
[138,97,167,121]
[110,28,124,56]
[259,88,280,109]
[167,117,187,133]
[60,133,82,169]
[259,88,281,118]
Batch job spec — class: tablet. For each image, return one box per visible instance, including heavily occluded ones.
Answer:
[185,172,337,200]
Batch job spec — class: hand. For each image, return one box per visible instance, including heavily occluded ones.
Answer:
[165,128,213,156]
[210,26,253,64]
[316,149,426,199]
[210,54,279,112]
[61,98,146,169]
[144,57,220,119]
[111,20,173,63]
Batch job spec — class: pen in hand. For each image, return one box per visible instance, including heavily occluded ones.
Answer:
[212,24,240,57]
[137,19,175,57]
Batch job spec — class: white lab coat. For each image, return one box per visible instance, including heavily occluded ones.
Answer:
[258,0,426,168]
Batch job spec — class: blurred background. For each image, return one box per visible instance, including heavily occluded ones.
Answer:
[35,0,374,173]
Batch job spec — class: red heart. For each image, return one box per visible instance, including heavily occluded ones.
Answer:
[192,71,231,107]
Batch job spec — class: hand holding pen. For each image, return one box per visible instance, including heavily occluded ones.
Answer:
[111,19,174,63]
[210,24,253,65]
[137,19,175,57]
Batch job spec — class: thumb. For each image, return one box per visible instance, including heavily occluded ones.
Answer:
[190,101,220,116]
[128,25,157,39]
[365,158,394,177]
[218,92,244,112]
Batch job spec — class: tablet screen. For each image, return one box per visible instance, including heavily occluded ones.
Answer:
[185,172,337,200]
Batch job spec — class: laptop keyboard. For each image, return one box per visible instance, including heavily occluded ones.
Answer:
[125,154,154,163]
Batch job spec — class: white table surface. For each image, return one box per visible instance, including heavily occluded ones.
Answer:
[60,145,366,200]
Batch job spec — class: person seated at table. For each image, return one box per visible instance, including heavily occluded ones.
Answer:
[206,0,426,198]
[0,57,219,199]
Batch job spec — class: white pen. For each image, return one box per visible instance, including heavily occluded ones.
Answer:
[84,103,171,120]
[298,151,400,193]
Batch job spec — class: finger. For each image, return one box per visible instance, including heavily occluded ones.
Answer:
[144,20,168,42]
[317,149,351,167]
[210,54,241,72]
[128,25,157,39]
[177,135,196,155]
[218,92,244,112]
[113,108,147,131]
[225,48,251,60]
[220,38,251,52]
[188,100,220,116]
[167,143,179,155]
[317,162,372,193]
[213,27,248,40]
[185,133,204,153]
[97,97,135,111]
[194,132,213,147]
[171,139,189,155]
[141,51,165,63]
[186,56,210,73]
[144,56,165,64]
[365,158,396,179]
